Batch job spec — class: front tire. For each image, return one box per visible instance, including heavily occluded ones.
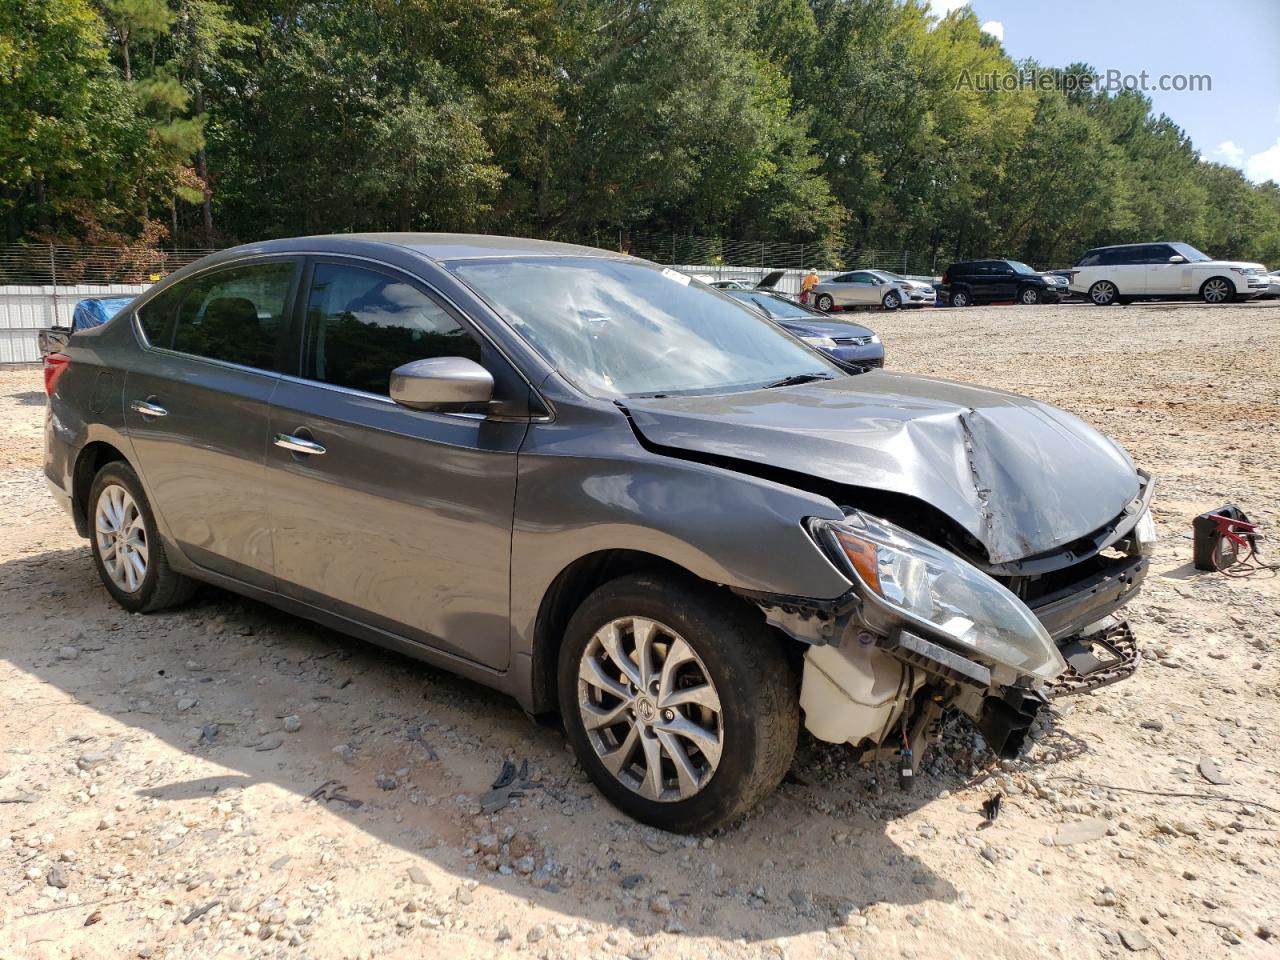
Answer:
[558,574,798,833]
[88,462,195,613]
[1089,280,1118,306]
[815,293,834,312]
[881,290,901,310]
[1019,286,1041,305]
[1200,277,1234,304]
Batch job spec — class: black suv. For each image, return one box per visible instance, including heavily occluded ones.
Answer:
[940,259,1058,307]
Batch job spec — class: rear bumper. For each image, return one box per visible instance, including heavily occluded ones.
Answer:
[46,475,74,519]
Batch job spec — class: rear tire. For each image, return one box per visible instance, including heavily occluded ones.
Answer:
[1200,277,1234,304]
[950,289,970,307]
[557,574,798,833]
[1089,280,1118,306]
[815,293,834,312]
[88,462,196,613]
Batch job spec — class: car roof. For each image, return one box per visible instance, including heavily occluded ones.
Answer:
[210,232,631,263]
[1084,242,1174,252]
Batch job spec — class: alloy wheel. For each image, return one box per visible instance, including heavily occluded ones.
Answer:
[1202,278,1230,303]
[1021,288,1039,304]
[95,483,148,593]
[1090,282,1116,305]
[883,292,900,310]
[951,291,968,307]
[816,295,834,312]
[576,616,723,802]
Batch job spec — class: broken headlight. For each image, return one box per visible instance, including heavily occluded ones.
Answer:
[1133,507,1157,556]
[812,512,1067,681]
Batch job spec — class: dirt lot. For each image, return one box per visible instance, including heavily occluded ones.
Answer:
[1,299,1278,960]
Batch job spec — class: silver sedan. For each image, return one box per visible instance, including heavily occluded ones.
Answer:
[811,270,935,311]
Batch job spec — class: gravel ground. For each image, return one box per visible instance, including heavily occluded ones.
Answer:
[1,299,1278,960]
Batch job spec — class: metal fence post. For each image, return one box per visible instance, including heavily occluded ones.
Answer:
[49,242,58,328]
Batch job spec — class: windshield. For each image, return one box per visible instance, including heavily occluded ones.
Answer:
[1170,242,1211,262]
[449,257,840,399]
[728,291,820,320]
[1008,261,1039,275]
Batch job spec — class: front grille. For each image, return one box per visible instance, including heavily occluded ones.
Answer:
[833,336,873,346]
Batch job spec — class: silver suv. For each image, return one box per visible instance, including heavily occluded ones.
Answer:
[44,234,1154,832]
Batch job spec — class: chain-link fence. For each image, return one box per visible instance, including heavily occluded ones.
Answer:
[595,231,940,277]
[0,244,218,286]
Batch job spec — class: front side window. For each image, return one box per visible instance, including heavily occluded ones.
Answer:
[1077,251,1101,267]
[450,257,840,399]
[138,260,297,371]
[847,272,876,283]
[1008,261,1038,275]
[302,262,481,396]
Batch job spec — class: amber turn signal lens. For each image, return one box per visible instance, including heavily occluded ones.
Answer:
[834,530,881,595]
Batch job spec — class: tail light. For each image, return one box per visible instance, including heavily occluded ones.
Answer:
[43,353,70,396]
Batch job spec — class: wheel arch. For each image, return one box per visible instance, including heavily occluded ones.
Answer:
[71,440,131,537]
[528,550,771,715]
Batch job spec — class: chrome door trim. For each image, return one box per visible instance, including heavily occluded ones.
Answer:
[273,433,327,455]
[129,399,168,418]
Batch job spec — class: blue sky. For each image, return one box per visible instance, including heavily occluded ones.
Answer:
[927,0,1280,184]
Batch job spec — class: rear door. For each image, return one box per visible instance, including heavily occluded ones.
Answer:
[265,258,527,669]
[125,257,300,587]
[1101,247,1147,296]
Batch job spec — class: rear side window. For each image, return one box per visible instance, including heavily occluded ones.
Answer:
[1076,250,1101,267]
[1098,248,1137,266]
[302,262,482,396]
[139,260,298,372]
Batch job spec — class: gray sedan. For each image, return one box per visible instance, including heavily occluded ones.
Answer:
[44,233,1152,832]
[810,270,936,311]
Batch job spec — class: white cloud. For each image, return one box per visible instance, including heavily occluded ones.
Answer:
[980,19,1005,41]
[1215,141,1245,164]
[1245,138,1280,184]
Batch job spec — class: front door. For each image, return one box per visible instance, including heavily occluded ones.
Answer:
[265,259,526,669]
[124,257,300,588]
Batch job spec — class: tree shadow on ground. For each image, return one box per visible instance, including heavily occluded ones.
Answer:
[1,545,962,945]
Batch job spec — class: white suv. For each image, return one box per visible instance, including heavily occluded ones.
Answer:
[1068,242,1269,305]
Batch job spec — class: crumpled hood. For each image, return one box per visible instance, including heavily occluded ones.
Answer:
[625,371,1140,564]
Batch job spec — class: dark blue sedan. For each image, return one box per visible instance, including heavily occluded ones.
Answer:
[726,289,885,368]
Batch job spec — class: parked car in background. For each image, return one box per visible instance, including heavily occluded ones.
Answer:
[38,296,135,357]
[725,289,884,367]
[938,260,1060,307]
[708,278,753,290]
[1263,270,1280,299]
[810,270,935,312]
[44,233,1152,833]
[1043,271,1072,300]
[1068,242,1270,305]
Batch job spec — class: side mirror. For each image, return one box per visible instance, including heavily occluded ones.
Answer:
[1168,255,1186,263]
[390,357,493,411]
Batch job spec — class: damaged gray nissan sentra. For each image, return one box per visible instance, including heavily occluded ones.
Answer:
[43,234,1154,832]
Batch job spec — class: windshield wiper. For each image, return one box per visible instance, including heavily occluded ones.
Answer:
[764,372,835,389]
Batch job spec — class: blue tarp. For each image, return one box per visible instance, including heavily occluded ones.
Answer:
[71,297,134,332]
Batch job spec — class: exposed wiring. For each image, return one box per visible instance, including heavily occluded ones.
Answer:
[1045,775,1280,815]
